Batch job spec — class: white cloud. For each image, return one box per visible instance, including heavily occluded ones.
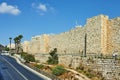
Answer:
[32,2,55,16]
[38,3,47,12]
[0,2,21,15]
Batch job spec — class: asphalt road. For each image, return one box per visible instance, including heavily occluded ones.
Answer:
[0,55,45,80]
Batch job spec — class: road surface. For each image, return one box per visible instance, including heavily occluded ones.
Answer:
[0,55,46,80]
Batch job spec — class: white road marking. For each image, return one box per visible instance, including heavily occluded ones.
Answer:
[2,57,28,80]
[14,56,51,80]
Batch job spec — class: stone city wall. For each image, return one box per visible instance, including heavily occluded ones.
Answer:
[49,27,85,54]
[109,18,120,54]
[22,15,120,55]
[22,14,120,80]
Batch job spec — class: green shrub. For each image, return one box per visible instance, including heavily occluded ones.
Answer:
[19,52,35,63]
[4,46,10,51]
[86,72,95,78]
[11,53,15,56]
[20,52,27,59]
[52,66,66,76]
[24,54,35,63]
[35,64,44,69]
[47,48,58,64]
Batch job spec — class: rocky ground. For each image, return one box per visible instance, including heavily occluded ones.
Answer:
[27,63,91,80]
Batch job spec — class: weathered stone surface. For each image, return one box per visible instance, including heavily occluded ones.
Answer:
[22,14,120,55]
[21,14,120,80]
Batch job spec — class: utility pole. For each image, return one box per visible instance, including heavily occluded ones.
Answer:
[84,33,87,57]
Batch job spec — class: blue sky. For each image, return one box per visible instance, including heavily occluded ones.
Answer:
[0,0,120,45]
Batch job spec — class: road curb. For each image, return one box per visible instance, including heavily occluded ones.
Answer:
[10,55,51,80]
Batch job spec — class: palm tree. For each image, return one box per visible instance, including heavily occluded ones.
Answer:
[18,35,23,53]
[14,37,18,53]
[18,35,23,44]
[9,37,12,50]
[14,35,23,53]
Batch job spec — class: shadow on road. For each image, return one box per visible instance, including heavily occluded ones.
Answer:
[0,71,4,80]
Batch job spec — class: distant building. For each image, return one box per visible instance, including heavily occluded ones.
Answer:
[7,43,15,49]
